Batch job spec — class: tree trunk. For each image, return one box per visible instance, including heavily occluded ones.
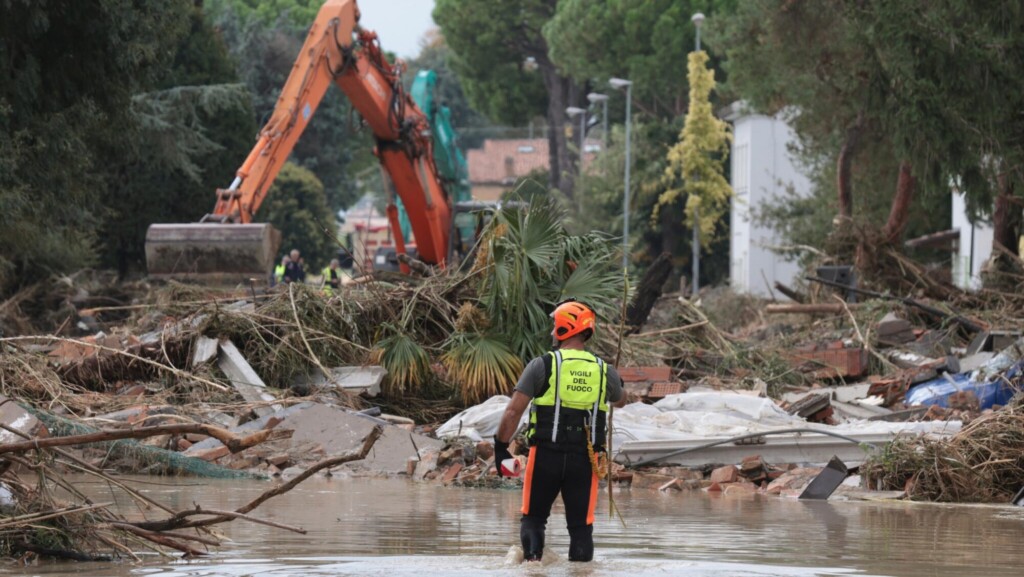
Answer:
[992,172,1019,255]
[836,114,863,220]
[539,60,575,198]
[882,161,916,244]
[626,251,673,334]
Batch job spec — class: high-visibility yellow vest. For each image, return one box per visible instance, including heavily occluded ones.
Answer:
[528,349,608,448]
[322,267,338,295]
[274,264,285,282]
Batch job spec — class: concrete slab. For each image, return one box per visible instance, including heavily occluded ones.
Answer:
[217,339,281,417]
[277,404,443,474]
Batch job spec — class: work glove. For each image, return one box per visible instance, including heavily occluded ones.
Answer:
[493,437,512,477]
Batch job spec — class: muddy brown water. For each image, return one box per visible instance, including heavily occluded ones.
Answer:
[8,476,1024,576]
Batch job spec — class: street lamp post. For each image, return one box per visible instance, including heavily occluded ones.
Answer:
[691,11,705,297]
[565,106,587,177]
[587,92,610,150]
[566,106,587,216]
[610,78,633,271]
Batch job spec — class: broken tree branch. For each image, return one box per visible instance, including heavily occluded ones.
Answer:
[765,303,858,314]
[806,276,984,334]
[0,422,275,456]
[0,503,113,530]
[287,283,333,383]
[129,425,384,533]
[0,422,175,515]
[129,508,306,534]
[631,320,709,338]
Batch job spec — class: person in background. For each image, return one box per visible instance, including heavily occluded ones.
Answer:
[272,255,290,286]
[321,258,343,295]
[283,249,305,283]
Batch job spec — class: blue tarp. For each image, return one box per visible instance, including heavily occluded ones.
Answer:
[906,341,1024,409]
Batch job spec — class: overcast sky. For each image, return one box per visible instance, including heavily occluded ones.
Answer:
[357,0,437,59]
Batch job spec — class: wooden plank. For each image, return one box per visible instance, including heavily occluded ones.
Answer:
[217,340,281,417]
[617,366,672,382]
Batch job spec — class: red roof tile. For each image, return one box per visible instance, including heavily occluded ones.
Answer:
[467,139,550,184]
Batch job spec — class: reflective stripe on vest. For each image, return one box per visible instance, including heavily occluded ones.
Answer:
[530,349,607,445]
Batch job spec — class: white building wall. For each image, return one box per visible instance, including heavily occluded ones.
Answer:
[728,110,811,298]
[951,192,993,290]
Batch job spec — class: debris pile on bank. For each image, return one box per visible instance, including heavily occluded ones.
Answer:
[863,394,1024,502]
[4,207,1024,562]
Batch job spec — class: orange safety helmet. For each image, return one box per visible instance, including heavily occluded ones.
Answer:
[550,299,596,341]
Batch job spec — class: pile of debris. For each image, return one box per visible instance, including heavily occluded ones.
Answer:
[0,392,384,560]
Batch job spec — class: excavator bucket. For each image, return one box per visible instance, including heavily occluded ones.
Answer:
[145,223,282,284]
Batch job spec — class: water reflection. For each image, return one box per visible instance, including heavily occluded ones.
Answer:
[10,477,1024,577]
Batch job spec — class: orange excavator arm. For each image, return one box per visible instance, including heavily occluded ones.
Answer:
[208,0,450,267]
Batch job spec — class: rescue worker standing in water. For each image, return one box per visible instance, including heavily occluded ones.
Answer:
[493,299,625,563]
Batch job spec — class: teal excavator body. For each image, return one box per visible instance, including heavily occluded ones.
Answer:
[403,70,473,244]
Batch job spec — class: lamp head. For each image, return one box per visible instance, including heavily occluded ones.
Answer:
[587,92,609,103]
[691,12,705,27]
[565,106,586,117]
[609,77,632,90]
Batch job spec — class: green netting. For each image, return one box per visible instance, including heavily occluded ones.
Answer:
[24,406,265,480]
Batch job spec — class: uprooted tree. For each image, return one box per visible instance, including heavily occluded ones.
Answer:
[713,0,1024,289]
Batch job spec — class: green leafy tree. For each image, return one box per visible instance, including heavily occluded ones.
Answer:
[256,162,336,271]
[545,0,736,120]
[434,0,581,197]
[710,0,949,273]
[206,0,323,27]
[97,2,258,274]
[711,0,880,225]
[0,0,192,293]
[99,85,256,274]
[658,51,732,247]
[845,1,1024,264]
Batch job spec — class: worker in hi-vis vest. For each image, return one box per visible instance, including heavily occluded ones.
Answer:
[494,299,625,563]
[272,255,289,287]
[321,258,342,295]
